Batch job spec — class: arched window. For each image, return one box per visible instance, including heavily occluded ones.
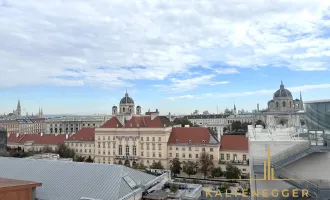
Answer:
[119,145,122,155]
[50,128,53,133]
[276,102,279,108]
[126,145,130,156]
[55,128,58,133]
[123,107,125,112]
[282,101,286,107]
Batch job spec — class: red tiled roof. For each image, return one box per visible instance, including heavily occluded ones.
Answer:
[7,133,66,145]
[7,134,25,143]
[220,135,248,151]
[101,116,170,128]
[67,128,95,141]
[168,127,217,145]
[101,117,123,128]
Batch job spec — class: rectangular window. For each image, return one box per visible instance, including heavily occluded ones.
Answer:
[196,154,198,158]
[103,142,105,148]
[147,137,149,141]
[141,151,144,156]
[233,154,237,161]
[153,152,155,157]
[158,144,161,150]
[147,152,150,157]
[210,148,213,152]
[152,144,155,150]
[141,144,144,150]
[243,154,247,161]
[169,153,172,157]
[176,153,179,157]
[189,147,192,151]
[210,155,213,159]
[182,147,185,151]
[158,137,161,141]
[147,144,150,150]
[159,153,161,157]
[169,146,172,150]
[189,154,192,158]
[107,142,110,148]
[108,150,110,155]
[98,142,101,148]
[182,153,185,158]
[152,137,155,141]
[226,154,230,160]
[141,137,143,141]
[176,147,179,150]
[221,153,224,160]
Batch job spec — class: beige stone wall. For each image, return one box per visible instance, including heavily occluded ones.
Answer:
[94,127,172,168]
[168,144,220,167]
[219,150,250,174]
[66,141,95,158]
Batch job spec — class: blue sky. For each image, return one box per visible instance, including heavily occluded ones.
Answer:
[1,0,330,115]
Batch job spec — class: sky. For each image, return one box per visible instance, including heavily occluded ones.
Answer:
[1,0,330,115]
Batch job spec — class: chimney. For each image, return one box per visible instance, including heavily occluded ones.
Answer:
[40,133,43,137]
[16,133,19,137]
[66,134,69,139]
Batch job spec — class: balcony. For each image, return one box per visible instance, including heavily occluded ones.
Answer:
[219,159,249,166]
[115,155,139,160]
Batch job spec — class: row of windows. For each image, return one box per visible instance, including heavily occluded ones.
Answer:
[96,136,164,143]
[68,143,94,148]
[220,153,247,161]
[50,123,96,127]
[169,152,213,159]
[141,151,162,157]
[169,147,212,151]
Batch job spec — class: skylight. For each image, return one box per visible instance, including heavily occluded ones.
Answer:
[123,175,137,189]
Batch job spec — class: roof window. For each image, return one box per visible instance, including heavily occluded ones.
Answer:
[189,140,192,144]
[202,140,205,143]
[176,139,179,143]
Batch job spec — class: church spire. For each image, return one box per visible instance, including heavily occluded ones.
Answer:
[280,81,284,89]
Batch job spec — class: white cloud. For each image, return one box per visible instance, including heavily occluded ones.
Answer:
[165,83,330,100]
[0,0,330,88]
[214,68,239,74]
[154,74,228,93]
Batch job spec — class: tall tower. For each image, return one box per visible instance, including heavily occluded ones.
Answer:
[234,103,237,114]
[300,91,304,110]
[41,107,43,117]
[16,100,21,117]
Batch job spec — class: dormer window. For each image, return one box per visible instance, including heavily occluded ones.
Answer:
[176,139,179,143]
[189,140,192,144]
[202,140,205,143]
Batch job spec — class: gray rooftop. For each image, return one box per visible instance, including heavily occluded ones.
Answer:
[0,157,157,200]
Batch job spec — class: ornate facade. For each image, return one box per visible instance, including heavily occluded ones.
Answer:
[267,81,304,113]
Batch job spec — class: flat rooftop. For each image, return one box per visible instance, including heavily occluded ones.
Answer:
[0,177,41,190]
[248,126,307,142]
[304,99,330,104]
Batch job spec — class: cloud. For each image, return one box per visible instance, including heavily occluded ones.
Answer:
[154,74,228,93]
[214,68,239,74]
[1,0,330,88]
[165,83,330,101]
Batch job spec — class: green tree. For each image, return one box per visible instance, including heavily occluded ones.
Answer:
[198,152,214,179]
[55,143,75,158]
[182,161,198,178]
[74,156,85,162]
[42,145,54,153]
[150,161,164,169]
[225,164,241,179]
[124,159,131,167]
[256,120,266,128]
[85,156,94,163]
[136,161,147,170]
[173,118,193,127]
[170,184,178,193]
[231,121,242,131]
[170,158,182,177]
[211,167,223,178]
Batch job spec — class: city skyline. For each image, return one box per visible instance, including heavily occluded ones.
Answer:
[1,1,330,114]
